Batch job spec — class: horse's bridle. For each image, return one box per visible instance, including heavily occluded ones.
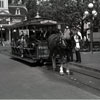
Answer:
[58,35,67,48]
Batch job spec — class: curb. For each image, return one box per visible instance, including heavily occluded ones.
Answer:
[69,62,100,73]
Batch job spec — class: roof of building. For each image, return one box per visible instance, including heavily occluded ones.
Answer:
[0,10,11,15]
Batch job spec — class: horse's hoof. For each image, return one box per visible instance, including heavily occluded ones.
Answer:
[59,72,64,76]
[66,69,70,75]
[66,72,70,75]
[66,70,73,75]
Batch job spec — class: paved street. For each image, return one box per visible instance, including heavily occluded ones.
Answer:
[0,53,100,99]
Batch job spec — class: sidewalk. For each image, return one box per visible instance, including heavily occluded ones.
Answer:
[70,52,100,72]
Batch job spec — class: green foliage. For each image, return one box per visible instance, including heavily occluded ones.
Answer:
[25,0,100,28]
[8,0,12,4]
[26,0,37,19]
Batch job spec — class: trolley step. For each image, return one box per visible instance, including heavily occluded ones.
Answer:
[11,54,37,63]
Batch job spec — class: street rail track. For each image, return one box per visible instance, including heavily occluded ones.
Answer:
[41,64,100,97]
[70,72,100,90]
[43,63,100,92]
[64,64,100,91]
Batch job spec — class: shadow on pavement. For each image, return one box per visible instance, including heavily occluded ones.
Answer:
[10,58,40,67]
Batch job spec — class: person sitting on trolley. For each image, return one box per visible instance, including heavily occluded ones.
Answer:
[18,33,27,57]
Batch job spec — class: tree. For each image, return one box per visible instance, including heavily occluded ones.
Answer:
[8,0,12,4]
[26,0,37,19]
[25,0,100,34]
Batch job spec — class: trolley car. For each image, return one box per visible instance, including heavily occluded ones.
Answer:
[10,18,58,63]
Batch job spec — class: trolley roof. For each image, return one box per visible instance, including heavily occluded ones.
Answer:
[10,18,57,28]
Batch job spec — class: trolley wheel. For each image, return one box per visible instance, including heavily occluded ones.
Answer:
[36,59,44,66]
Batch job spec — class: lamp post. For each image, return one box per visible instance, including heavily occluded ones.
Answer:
[0,25,3,46]
[35,0,41,18]
[84,3,97,53]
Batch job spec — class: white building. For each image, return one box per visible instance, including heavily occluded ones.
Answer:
[0,0,27,46]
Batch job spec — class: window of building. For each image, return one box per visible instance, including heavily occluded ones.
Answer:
[15,8,21,15]
[0,0,4,8]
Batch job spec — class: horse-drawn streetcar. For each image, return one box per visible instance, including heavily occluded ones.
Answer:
[10,18,58,63]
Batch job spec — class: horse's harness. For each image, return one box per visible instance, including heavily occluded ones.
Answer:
[58,34,67,48]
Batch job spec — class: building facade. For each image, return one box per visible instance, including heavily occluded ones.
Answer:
[0,0,27,46]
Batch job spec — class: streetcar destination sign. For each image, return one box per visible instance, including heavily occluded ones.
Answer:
[40,20,57,24]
